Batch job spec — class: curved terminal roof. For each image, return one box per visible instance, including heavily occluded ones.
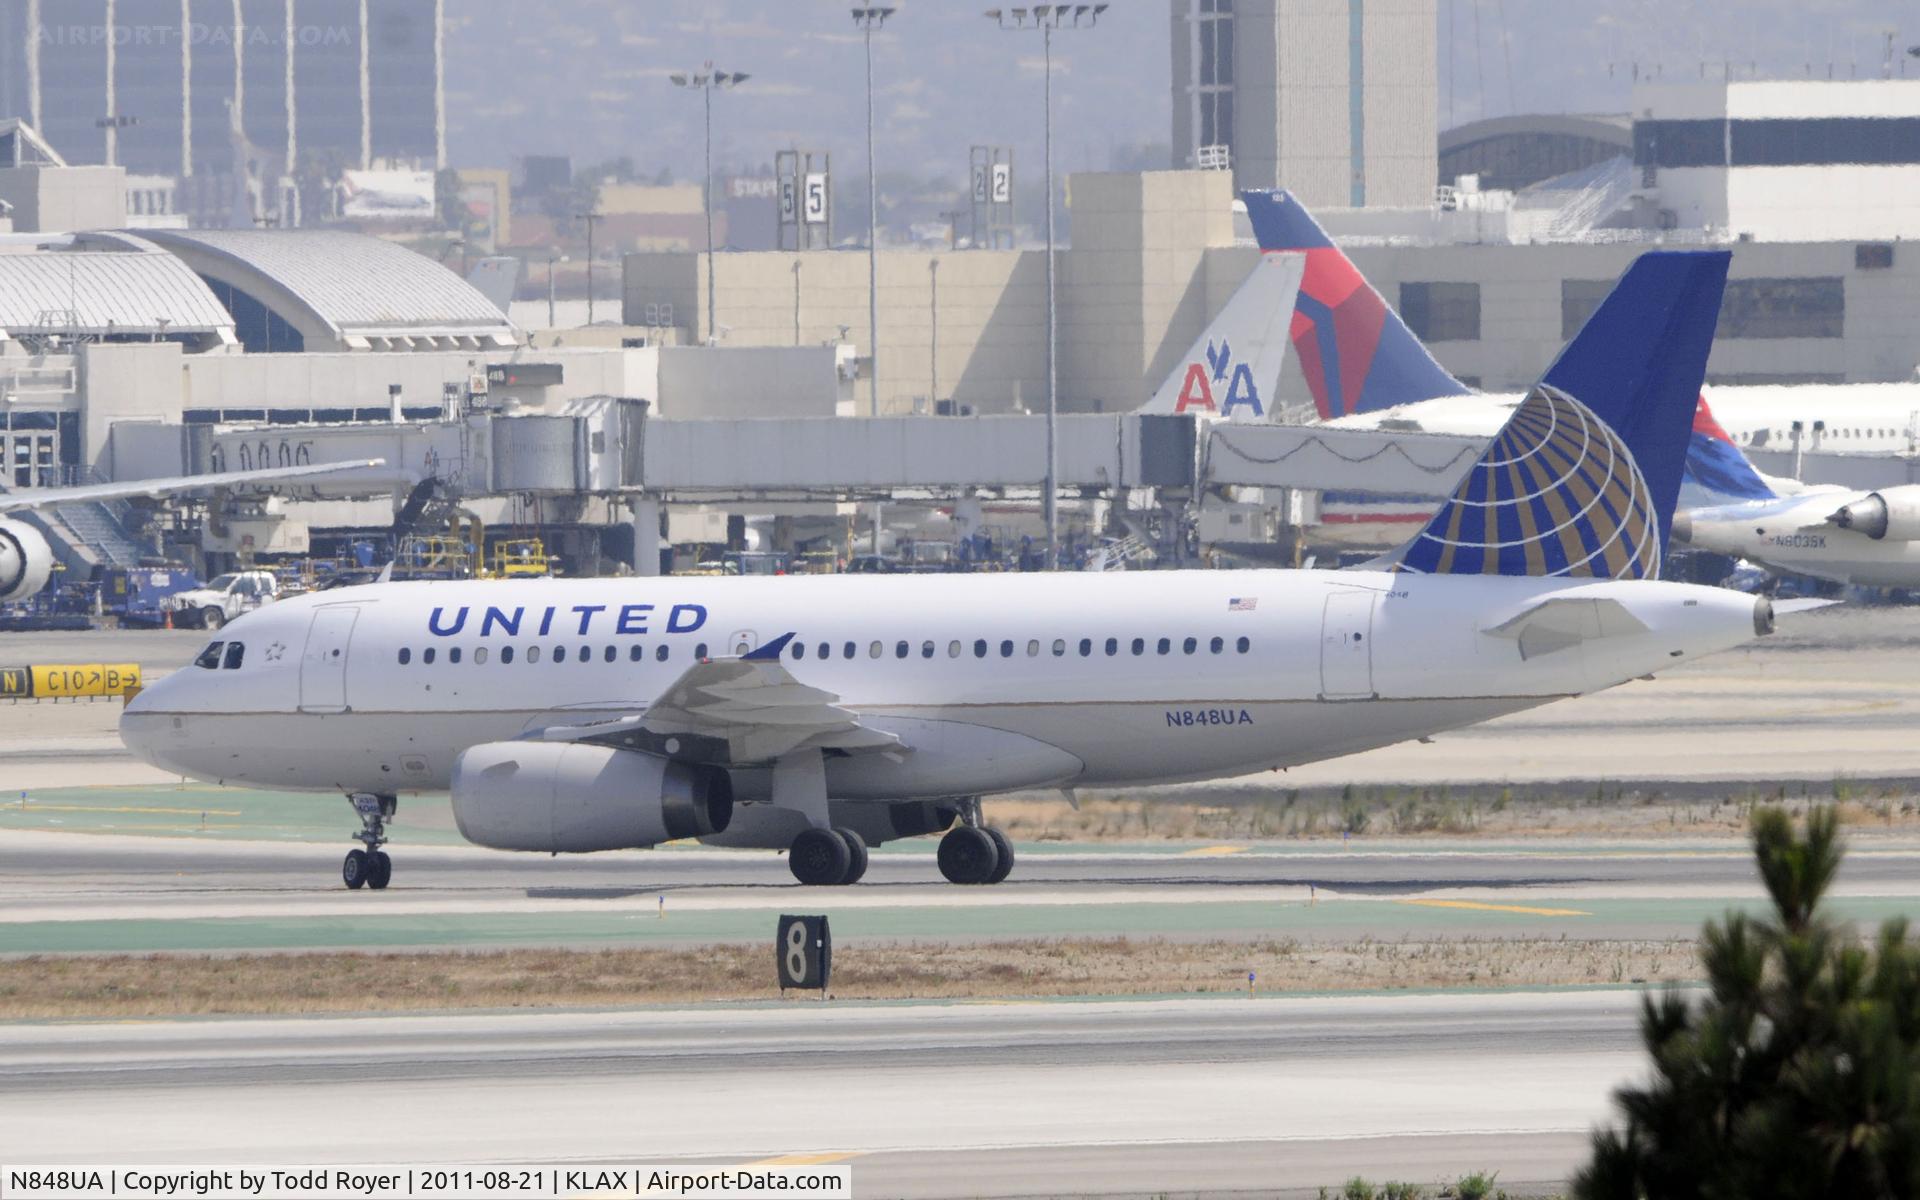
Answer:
[0,247,235,343]
[136,228,520,351]
[1439,114,1632,192]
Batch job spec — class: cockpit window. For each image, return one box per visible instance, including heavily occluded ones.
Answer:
[223,643,245,670]
[195,642,225,670]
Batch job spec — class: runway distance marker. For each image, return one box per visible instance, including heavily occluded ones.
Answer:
[1400,899,1591,917]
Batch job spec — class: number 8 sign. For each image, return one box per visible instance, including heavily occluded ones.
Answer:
[777,914,831,991]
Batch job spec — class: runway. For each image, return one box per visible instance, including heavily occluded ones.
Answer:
[0,989,1639,1197]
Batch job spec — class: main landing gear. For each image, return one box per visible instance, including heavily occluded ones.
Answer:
[342,792,395,891]
[787,826,870,886]
[937,799,1014,885]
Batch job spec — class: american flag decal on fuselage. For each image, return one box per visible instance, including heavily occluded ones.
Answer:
[1396,384,1660,580]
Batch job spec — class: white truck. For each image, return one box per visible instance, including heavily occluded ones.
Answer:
[159,570,280,630]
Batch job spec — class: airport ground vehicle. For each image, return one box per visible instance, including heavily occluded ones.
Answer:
[159,570,280,630]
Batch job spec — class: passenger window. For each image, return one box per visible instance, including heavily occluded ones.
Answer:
[868,641,882,659]
[579,648,591,665]
[527,645,542,663]
[1157,638,1171,655]
[501,646,515,664]
[1026,640,1040,657]
[554,646,568,663]
[817,642,829,659]
[1183,637,1197,655]
[449,647,463,664]
[948,640,962,658]
[223,643,245,670]
[423,647,436,665]
[974,639,988,658]
[471,647,486,664]
[1131,638,1145,656]
[630,645,644,662]
[1000,640,1014,658]
[844,642,856,659]
[397,647,410,666]
[793,641,806,660]
[695,643,709,660]
[1078,638,1092,657]
[895,641,909,659]
[1105,637,1118,656]
[1236,636,1251,653]
[195,642,224,670]
[1051,639,1066,657]
[1210,636,1224,654]
[920,640,935,659]
[604,646,616,663]
[656,645,670,662]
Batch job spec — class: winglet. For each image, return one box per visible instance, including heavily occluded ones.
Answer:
[742,632,795,662]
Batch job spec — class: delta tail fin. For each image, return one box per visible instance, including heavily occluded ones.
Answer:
[1394,250,1731,579]
[1241,190,1472,420]
[1139,250,1305,421]
[1679,393,1781,505]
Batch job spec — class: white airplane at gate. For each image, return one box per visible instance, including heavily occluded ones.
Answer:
[122,249,1779,890]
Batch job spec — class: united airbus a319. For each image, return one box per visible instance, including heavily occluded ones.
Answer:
[122,249,1778,891]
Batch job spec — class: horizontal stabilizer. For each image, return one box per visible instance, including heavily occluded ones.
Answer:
[1483,596,1651,660]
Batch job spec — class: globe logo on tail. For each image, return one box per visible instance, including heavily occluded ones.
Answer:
[1398,385,1661,580]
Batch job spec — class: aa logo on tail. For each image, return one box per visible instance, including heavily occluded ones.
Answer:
[1175,339,1264,417]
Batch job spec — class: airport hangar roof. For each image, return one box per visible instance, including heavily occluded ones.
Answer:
[126,228,520,352]
[0,238,236,347]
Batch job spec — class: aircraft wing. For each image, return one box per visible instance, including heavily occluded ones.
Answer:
[1483,596,1651,660]
[536,633,904,766]
[0,458,388,515]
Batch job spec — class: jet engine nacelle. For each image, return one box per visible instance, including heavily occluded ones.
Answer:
[1831,486,1920,541]
[0,517,54,603]
[451,741,733,852]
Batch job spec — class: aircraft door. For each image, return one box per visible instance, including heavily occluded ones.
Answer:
[300,606,359,713]
[1319,591,1377,700]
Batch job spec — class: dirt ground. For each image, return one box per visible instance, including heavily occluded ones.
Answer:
[995,787,1920,842]
[0,935,1698,1020]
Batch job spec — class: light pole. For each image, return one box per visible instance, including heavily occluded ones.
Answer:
[576,211,603,325]
[546,250,569,328]
[671,64,749,343]
[852,8,894,418]
[986,4,1105,570]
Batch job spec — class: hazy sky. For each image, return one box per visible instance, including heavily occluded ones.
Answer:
[443,1,1919,182]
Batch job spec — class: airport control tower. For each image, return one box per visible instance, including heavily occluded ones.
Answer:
[1171,0,1438,209]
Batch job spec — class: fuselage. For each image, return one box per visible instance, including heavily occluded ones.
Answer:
[121,570,1766,802]
[1680,490,1920,588]
[1328,382,1920,455]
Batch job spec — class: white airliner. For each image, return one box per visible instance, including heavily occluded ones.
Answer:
[1671,397,1920,589]
[0,460,386,605]
[121,249,1782,892]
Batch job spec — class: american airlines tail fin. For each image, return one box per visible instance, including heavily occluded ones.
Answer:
[1679,394,1786,505]
[1241,190,1472,419]
[1139,251,1304,421]
[1394,250,1730,580]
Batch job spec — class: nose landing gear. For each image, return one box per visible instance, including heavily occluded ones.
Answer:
[343,793,396,890]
